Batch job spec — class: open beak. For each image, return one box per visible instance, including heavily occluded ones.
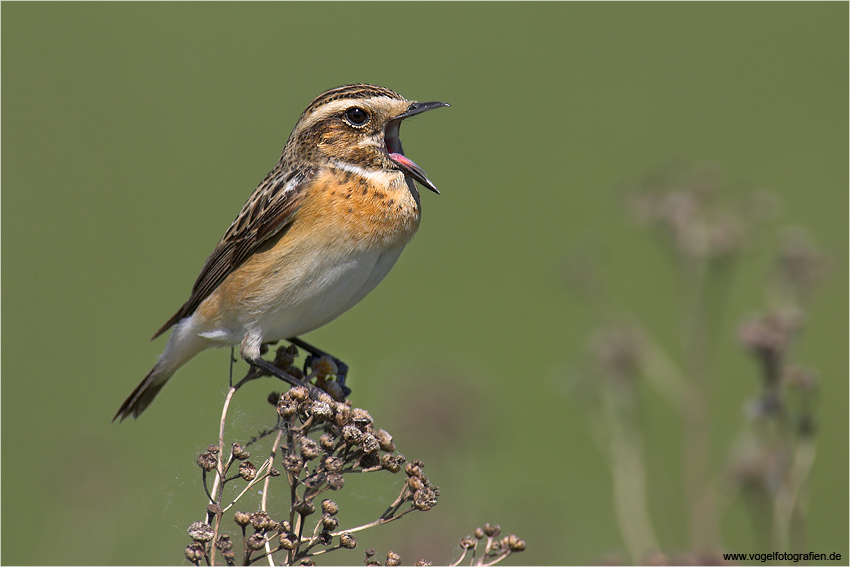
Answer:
[385,101,449,194]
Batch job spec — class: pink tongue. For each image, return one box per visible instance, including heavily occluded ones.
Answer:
[389,152,419,170]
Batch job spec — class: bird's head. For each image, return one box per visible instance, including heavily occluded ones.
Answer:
[285,84,448,193]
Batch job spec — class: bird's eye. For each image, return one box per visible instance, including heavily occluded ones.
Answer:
[344,107,369,126]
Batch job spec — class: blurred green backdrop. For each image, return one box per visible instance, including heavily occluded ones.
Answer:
[3,2,847,565]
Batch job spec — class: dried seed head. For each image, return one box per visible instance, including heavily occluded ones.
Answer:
[283,454,304,474]
[413,487,438,511]
[316,391,335,406]
[407,476,424,492]
[304,471,327,489]
[188,521,214,542]
[386,551,402,566]
[322,456,343,472]
[251,512,274,531]
[460,536,476,549]
[508,535,526,552]
[279,531,298,550]
[342,424,363,444]
[197,451,217,472]
[359,452,380,469]
[311,355,338,377]
[321,514,339,531]
[222,549,236,563]
[300,438,321,460]
[185,542,205,563]
[381,453,404,473]
[361,433,380,454]
[290,386,309,401]
[339,532,357,549]
[322,379,345,401]
[321,499,339,516]
[275,345,296,368]
[335,404,353,426]
[375,429,395,452]
[234,511,251,527]
[206,444,220,454]
[413,560,432,566]
[483,523,501,537]
[300,560,316,566]
[327,473,345,490]
[319,433,337,451]
[295,499,316,516]
[405,463,423,478]
[268,391,281,406]
[268,466,281,477]
[216,534,234,552]
[739,311,801,357]
[239,461,257,481]
[278,398,298,419]
[317,530,333,546]
[247,533,266,550]
[351,407,373,429]
[231,442,250,460]
[310,400,333,421]
[474,527,485,539]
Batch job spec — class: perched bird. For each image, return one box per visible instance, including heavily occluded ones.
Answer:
[115,84,448,421]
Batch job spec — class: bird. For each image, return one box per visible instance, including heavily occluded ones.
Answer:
[114,84,448,422]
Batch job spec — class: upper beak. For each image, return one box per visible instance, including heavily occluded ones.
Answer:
[386,101,449,194]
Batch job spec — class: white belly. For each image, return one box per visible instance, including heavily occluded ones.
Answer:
[196,244,406,346]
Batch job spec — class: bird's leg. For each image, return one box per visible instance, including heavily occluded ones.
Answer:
[287,337,351,397]
[244,356,312,391]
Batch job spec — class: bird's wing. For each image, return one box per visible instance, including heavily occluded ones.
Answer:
[152,165,316,339]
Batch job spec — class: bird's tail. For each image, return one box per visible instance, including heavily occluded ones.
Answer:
[114,319,208,422]
[113,363,177,422]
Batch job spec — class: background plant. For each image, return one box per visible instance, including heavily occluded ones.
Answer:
[564,165,827,563]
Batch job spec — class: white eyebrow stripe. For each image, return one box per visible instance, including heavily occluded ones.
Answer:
[301,97,391,127]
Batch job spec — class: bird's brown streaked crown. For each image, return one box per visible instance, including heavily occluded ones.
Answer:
[300,84,405,118]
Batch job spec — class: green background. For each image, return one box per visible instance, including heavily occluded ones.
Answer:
[3,2,847,565]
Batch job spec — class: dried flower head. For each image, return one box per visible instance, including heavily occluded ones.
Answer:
[238,461,257,482]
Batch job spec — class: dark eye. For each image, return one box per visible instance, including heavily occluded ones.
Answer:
[344,107,369,126]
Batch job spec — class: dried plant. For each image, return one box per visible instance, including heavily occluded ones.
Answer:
[564,164,826,561]
[450,523,527,567]
[183,345,526,565]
